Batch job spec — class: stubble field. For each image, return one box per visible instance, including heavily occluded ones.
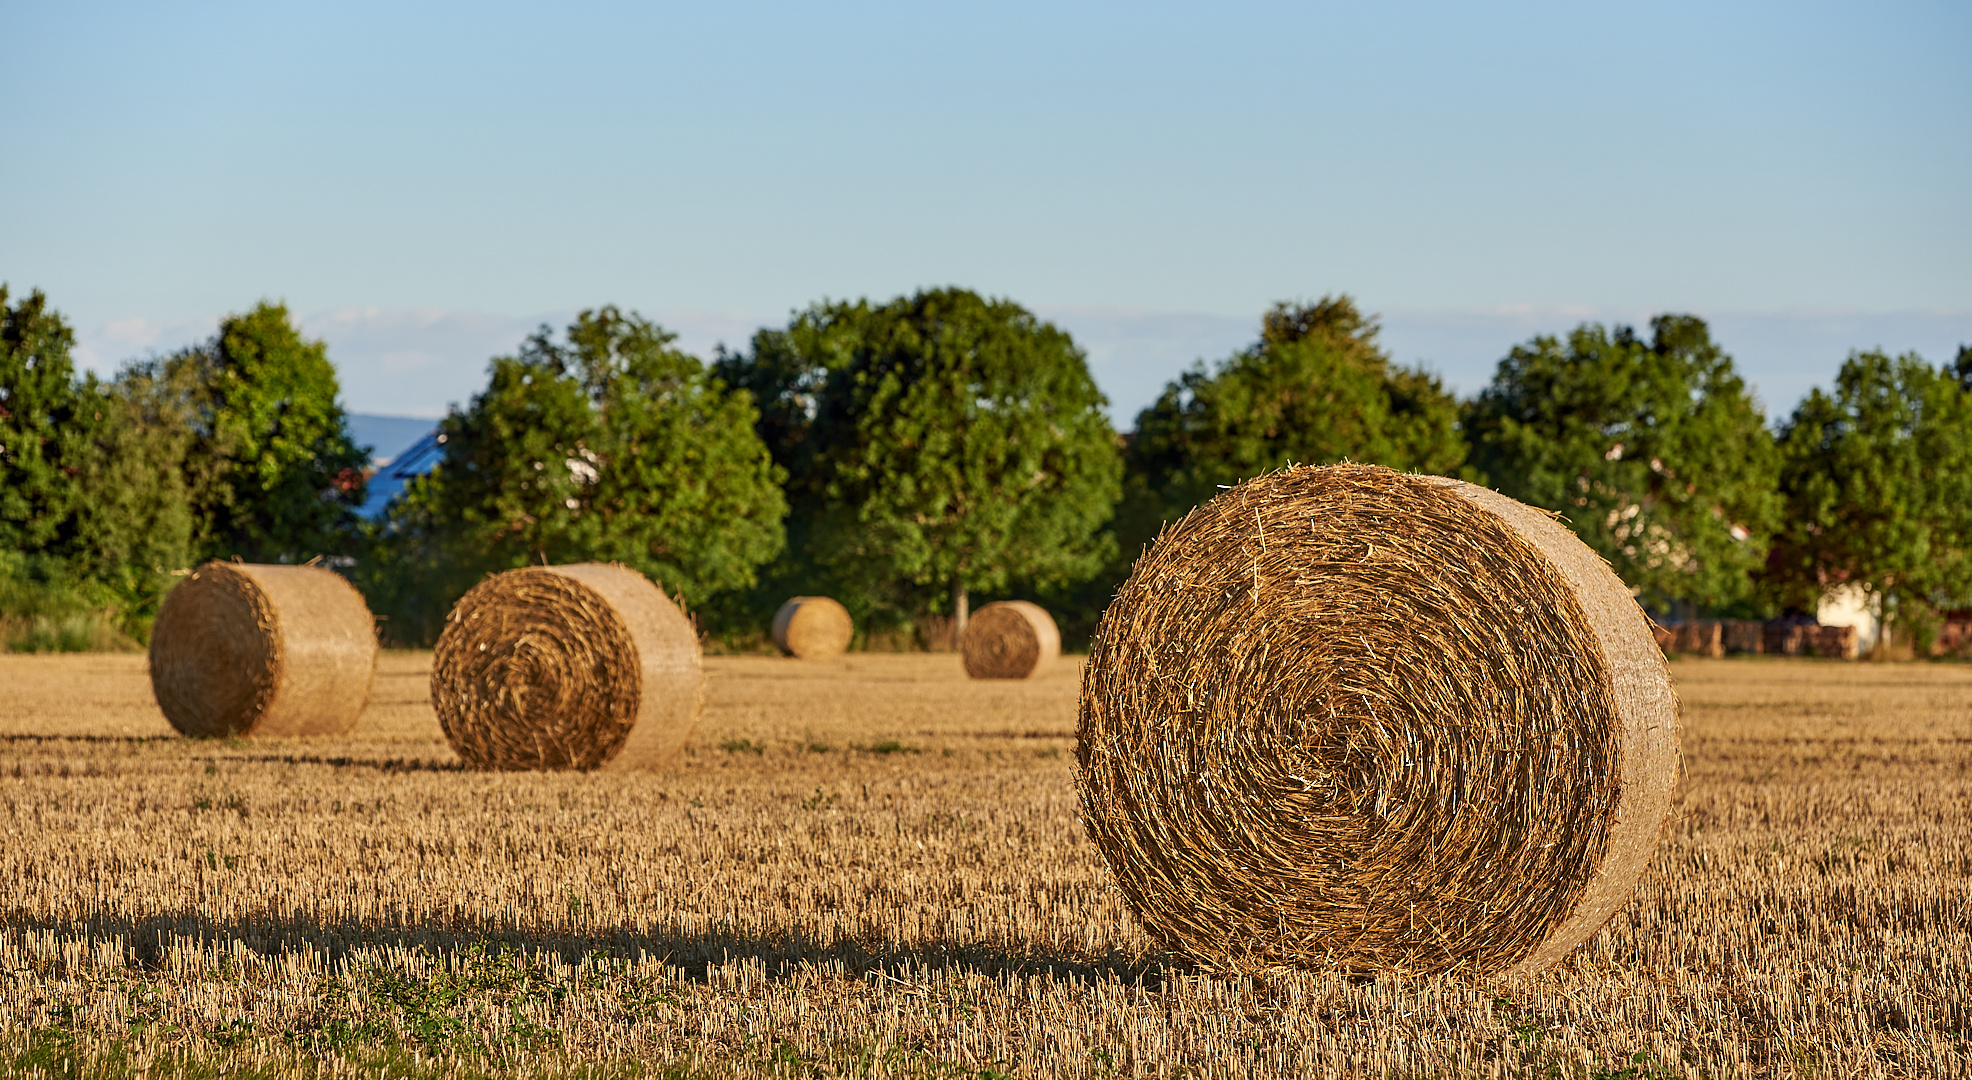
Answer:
[0,652,1966,1079]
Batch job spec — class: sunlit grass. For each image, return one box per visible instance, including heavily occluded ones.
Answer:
[0,653,1965,1077]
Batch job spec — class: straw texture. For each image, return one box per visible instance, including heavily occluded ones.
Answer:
[961,601,1060,680]
[431,563,702,771]
[149,561,378,739]
[1077,464,1679,976]
[772,597,854,659]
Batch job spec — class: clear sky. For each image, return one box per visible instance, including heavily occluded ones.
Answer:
[6,1,1968,431]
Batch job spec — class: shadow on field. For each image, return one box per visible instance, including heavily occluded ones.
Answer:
[1,733,176,746]
[10,912,1171,989]
[2,734,463,774]
[215,753,467,773]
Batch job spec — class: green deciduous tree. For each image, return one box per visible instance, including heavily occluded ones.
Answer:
[71,364,198,610]
[0,286,89,555]
[0,286,194,643]
[1464,315,1780,613]
[135,302,368,562]
[717,288,1121,637]
[1768,350,1972,639]
[372,308,787,641]
[1120,295,1465,555]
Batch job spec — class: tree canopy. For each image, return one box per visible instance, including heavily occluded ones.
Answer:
[10,277,1966,653]
[377,307,787,639]
[716,288,1121,631]
[69,363,198,603]
[124,302,369,563]
[0,287,198,639]
[1119,296,1465,554]
[0,286,89,556]
[1767,349,1972,629]
[1464,315,1779,613]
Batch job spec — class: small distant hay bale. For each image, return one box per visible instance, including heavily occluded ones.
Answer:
[1077,464,1680,977]
[1722,619,1765,654]
[1650,621,1675,651]
[1672,621,1723,658]
[1764,622,1810,656]
[149,561,378,739]
[431,563,701,771]
[1811,625,1857,659]
[772,596,854,659]
[1937,619,1972,658]
[960,601,1060,680]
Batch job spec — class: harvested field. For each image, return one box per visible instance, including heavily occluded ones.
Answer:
[0,652,1967,1078]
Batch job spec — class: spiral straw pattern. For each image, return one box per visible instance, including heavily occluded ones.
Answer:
[431,563,702,771]
[148,561,378,739]
[961,601,1060,680]
[1077,464,1678,976]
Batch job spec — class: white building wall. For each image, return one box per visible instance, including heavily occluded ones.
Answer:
[1818,584,1881,655]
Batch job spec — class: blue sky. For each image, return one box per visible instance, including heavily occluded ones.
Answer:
[6,1,1967,431]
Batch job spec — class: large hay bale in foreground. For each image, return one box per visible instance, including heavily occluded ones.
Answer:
[149,561,378,738]
[1078,464,1680,977]
[431,564,701,771]
[961,601,1060,679]
[772,596,854,659]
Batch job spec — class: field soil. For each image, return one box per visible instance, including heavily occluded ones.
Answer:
[0,652,1967,1078]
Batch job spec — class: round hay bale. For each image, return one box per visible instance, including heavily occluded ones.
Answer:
[961,601,1060,679]
[149,561,378,739]
[431,563,701,771]
[772,596,854,659]
[1077,464,1679,976]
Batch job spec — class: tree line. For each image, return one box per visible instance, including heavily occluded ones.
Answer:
[4,283,1969,653]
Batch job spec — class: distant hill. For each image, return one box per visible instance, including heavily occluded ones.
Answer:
[347,413,440,466]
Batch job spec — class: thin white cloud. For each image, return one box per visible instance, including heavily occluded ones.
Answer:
[302,306,776,419]
[72,315,219,373]
[1037,305,1253,425]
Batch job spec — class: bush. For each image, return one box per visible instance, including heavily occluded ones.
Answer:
[0,553,143,653]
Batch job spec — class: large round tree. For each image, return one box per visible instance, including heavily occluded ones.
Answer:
[139,301,369,563]
[1464,315,1780,613]
[1767,349,1972,640]
[719,287,1121,637]
[1121,295,1466,554]
[376,307,787,641]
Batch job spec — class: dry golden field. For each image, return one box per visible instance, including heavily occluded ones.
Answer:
[0,652,1966,1079]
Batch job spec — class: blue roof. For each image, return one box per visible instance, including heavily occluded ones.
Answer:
[360,430,448,519]
[348,413,443,466]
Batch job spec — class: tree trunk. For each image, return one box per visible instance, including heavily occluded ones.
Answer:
[952,579,969,648]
